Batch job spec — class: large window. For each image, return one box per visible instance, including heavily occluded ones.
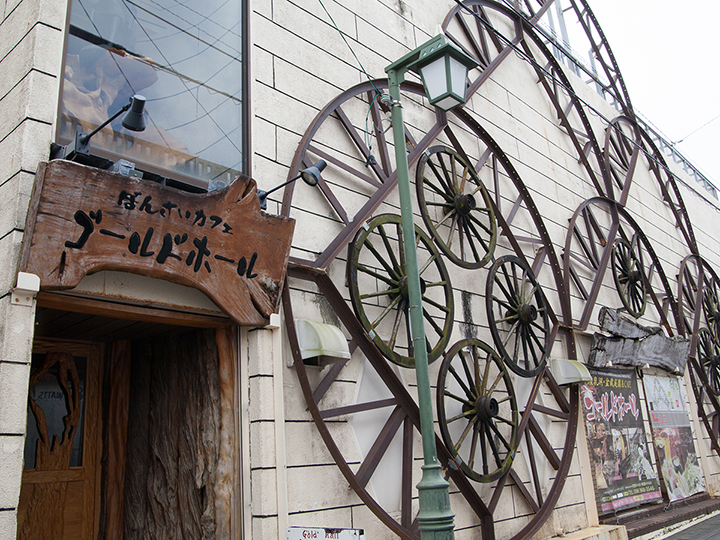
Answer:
[58,0,246,190]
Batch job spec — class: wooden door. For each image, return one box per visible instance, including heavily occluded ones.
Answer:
[17,340,102,540]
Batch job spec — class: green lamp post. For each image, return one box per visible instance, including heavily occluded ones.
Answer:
[384,34,478,540]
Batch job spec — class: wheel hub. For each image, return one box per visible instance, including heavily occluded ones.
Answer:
[396,275,427,299]
[454,193,476,216]
[518,303,538,324]
[476,396,499,421]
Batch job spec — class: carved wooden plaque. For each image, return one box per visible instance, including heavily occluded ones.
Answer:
[20,161,295,326]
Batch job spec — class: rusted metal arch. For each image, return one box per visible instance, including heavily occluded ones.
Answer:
[560,0,635,118]
[282,273,494,540]
[600,114,699,254]
[280,75,579,540]
[676,255,720,457]
[443,0,614,201]
[497,0,635,119]
[563,196,682,335]
[636,126,699,255]
[281,79,445,270]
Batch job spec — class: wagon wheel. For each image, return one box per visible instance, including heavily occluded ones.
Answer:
[348,214,454,368]
[437,338,518,482]
[443,0,611,198]
[611,237,646,318]
[698,328,720,396]
[703,276,720,339]
[564,197,678,334]
[677,255,720,458]
[282,72,580,540]
[603,116,642,205]
[486,256,549,377]
[416,145,497,268]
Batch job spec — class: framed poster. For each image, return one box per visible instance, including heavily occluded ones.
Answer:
[644,374,705,501]
[582,367,662,513]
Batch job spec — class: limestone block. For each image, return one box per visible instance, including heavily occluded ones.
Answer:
[253,83,317,143]
[556,474,585,510]
[0,295,35,364]
[284,421,336,468]
[249,375,276,421]
[0,435,24,509]
[494,511,530,540]
[0,508,18,540]
[0,121,49,186]
[252,118,278,167]
[251,515,278,540]
[282,370,314,423]
[0,231,23,296]
[250,420,277,469]
[252,43,274,88]
[286,505,352,529]
[273,129,303,171]
[273,0,356,44]
[0,70,59,142]
[0,171,34,238]
[248,326,275,377]
[274,56,354,114]
[449,487,486,529]
[0,18,61,108]
[251,467,278,516]
[0,361,31,434]
[286,464,359,513]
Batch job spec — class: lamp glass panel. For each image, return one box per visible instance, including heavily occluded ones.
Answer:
[58,0,245,188]
[419,56,448,102]
[448,56,468,102]
[434,96,461,110]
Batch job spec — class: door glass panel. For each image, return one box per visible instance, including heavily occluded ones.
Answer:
[24,353,87,469]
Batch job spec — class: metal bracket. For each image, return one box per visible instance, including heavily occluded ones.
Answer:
[11,272,40,307]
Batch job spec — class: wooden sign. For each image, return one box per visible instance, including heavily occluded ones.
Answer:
[20,160,295,326]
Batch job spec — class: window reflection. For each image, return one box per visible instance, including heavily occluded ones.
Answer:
[59,0,244,188]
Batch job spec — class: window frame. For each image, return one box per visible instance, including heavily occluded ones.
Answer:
[54,0,251,191]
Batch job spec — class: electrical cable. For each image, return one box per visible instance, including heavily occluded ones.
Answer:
[674,112,720,145]
[316,0,383,99]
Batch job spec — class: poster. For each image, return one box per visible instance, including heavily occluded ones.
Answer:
[582,367,662,513]
[644,375,705,501]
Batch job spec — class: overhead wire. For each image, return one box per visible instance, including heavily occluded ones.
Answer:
[674,112,720,145]
[317,0,394,168]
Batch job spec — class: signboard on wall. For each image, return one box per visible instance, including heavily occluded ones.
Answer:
[582,367,662,514]
[644,374,705,501]
[287,528,364,540]
[20,160,295,326]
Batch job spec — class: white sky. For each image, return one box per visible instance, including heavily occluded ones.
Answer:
[587,1,720,185]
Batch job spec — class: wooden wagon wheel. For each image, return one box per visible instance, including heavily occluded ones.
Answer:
[437,338,518,483]
[611,237,647,318]
[348,213,454,368]
[677,254,720,457]
[281,71,579,540]
[415,145,497,269]
[486,255,550,377]
[564,197,678,333]
[698,328,720,396]
[703,276,720,339]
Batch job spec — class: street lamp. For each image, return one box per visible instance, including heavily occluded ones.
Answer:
[384,34,477,540]
[257,159,326,210]
[50,95,147,161]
